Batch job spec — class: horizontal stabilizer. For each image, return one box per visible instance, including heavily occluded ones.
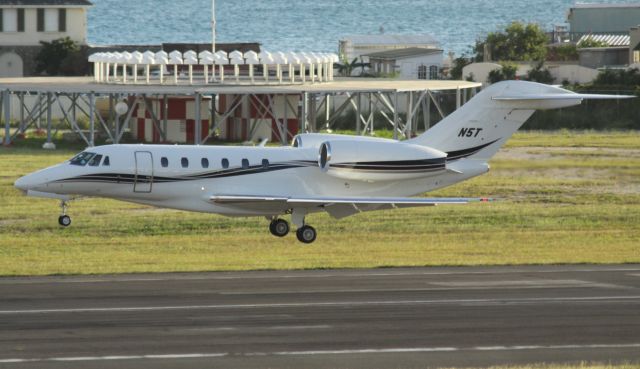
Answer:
[493,93,635,101]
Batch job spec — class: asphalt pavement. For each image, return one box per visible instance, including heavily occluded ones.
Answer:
[1,264,639,368]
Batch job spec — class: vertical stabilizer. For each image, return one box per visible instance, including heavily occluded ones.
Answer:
[407,81,593,161]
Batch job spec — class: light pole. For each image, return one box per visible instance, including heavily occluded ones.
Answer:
[211,0,216,54]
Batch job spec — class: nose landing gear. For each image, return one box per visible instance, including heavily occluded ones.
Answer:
[58,200,71,227]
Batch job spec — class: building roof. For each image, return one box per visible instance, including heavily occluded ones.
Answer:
[0,0,92,6]
[341,34,439,46]
[364,47,443,60]
[578,34,630,47]
[0,77,481,95]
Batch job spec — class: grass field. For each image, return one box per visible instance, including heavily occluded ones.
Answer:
[453,364,640,369]
[0,131,639,276]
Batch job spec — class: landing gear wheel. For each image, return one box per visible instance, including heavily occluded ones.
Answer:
[269,219,290,237]
[296,225,317,244]
[58,215,71,227]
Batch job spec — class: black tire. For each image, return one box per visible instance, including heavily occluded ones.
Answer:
[270,219,289,237]
[58,215,71,227]
[296,225,317,244]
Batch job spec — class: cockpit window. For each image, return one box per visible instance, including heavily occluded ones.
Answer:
[103,156,110,166]
[88,154,103,167]
[69,152,96,166]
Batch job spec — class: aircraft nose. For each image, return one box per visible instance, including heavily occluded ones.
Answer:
[14,175,34,192]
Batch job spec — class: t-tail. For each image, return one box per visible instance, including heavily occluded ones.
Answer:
[408,80,633,162]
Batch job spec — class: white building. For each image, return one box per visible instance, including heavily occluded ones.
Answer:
[0,0,91,46]
[0,0,92,77]
[338,34,440,63]
[364,47,443,80]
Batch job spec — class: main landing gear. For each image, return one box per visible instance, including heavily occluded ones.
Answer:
[268,211,317,244]
[58,200,71,227]
[269,218,290,237]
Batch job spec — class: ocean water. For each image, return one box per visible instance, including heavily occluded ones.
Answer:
[88,0,631,55]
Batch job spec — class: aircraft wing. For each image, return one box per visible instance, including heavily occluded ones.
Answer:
[209,195,490,219]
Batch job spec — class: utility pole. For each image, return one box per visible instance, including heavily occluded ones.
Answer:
[211,0,216,54]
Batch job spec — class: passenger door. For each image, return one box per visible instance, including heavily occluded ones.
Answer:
[134,151,153,193]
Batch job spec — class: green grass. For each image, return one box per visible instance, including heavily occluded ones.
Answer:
[449,364,640,369]
[0,131,639,276]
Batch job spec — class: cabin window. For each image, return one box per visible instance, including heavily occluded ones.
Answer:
[88,154,103,167]
[161,157,168,167]
[69,152,96,166]
[262,159,269,169]
[221,158,229,169]
[242,159,249,169]
[181,157,189,168]
[201,158,209,168]
[103,156,110,166]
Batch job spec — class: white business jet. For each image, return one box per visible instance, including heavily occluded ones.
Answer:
[14,81,631,243]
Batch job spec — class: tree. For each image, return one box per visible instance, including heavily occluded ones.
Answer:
[474,22,548,62]
[526,62,554,84]
[335,56,369,77]
[577,37,609,48]
[450,55,472,80]
[36,37,88,76]
[546,44,578,62]
[487,62,518,83]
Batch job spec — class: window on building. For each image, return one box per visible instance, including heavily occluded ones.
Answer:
[241,159,249,169]
[161,157,168,167]
[88,154,103,167]
[262,159,269,169]
[429,65,439,80]
[45,9,58,32]
[417,65,427,80]
[221,158,229,169]
[201,158,209,168]
[181,157,189,168]
[103,156,110,166]
[1,9,17,32]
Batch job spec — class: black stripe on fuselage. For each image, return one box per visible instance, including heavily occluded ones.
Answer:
[446,138,501,161]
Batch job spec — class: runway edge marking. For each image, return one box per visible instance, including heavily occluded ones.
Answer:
[2,344,640,363]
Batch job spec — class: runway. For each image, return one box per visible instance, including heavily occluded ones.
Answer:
[1,265,639,368]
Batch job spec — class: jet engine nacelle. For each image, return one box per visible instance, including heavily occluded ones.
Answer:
[318,140,447,182]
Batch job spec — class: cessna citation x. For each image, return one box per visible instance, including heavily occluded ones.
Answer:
[14,81,631,243]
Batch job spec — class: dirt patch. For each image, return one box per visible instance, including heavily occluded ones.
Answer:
[496,147,640,161]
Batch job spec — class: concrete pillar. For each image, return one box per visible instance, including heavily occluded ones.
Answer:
[368,92,374,135]
[42,92,55,149]
[301,92,308,132]
[356,92,361,135]
[89,92,95,147]
[393,91,399,140]
[19,92,25,136]
[3,90,10,146]
[324,93,331,131]
[162,95,168,142]
[195,93,202,144]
